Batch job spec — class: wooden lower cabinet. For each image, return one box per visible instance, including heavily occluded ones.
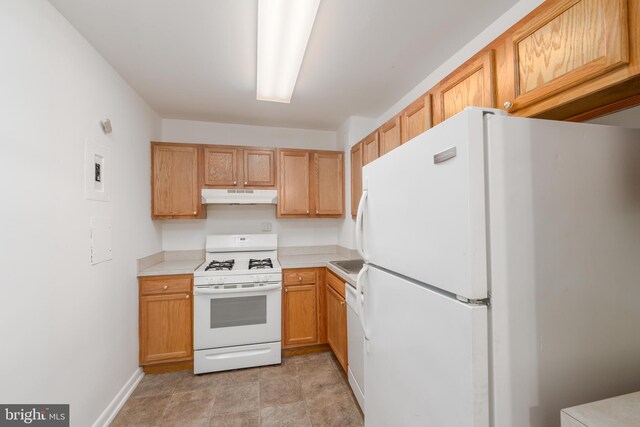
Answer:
[282,268,327,349]
[139,275,193,370]
[282,267,348,372]
[326,271,348,372]
[283,284,318,347]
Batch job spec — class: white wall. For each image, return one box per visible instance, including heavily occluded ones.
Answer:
[162,119,337,149]
[0,1,162,426]
[162,206,342,250]
[161,119,341,250]
[588,105,640,128]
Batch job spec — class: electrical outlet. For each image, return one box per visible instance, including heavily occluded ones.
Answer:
[261,222,272,232]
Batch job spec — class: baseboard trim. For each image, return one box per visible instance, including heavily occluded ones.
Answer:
[92,367,144,427]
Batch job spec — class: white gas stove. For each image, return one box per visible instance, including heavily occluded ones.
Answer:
[193,234,282,374]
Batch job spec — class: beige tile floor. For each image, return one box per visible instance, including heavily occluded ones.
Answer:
[111,351,364,427]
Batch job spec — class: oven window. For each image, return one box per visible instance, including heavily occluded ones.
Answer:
[210,296,267,328]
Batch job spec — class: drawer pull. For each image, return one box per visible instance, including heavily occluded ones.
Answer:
[163,285,168,290]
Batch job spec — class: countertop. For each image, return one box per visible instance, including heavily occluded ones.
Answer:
[278,252,360,287]
[137,246,362,286]
[561,391,640,427]
[138,259,205,277]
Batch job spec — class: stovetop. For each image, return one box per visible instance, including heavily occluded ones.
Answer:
[194,252,281,278]
[202,258,276,272]
[193,234,281,285]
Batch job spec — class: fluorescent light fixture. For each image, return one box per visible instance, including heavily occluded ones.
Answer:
[257,0,321,103]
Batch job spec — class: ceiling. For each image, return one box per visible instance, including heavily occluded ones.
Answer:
[49,0,520,130]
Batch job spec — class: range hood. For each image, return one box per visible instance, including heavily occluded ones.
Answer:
[201,189,278,205]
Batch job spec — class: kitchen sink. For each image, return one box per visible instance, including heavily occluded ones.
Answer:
[330,259,364,275]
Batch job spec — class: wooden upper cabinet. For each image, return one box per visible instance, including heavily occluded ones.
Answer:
[379,116,402,156]
[204,146,238,187]
[278,150,310,216]
[313,152,344,216]
[243,148,276,187]
[152,143,201,218]
[504,0,630,113]
[434,50,495,125]
[350,142,363,217]
[401,94,432,143]
[362,131,379,165]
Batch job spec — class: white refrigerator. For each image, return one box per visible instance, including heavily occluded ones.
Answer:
[355,108,640,427]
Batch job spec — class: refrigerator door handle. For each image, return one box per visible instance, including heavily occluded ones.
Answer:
[355,263,370,341]
[355,189,368,262]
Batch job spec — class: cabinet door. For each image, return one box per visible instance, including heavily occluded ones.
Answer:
[313,152,344,216]
[326,285,348,372]
[401,94,432,143]
[140,292,192,364]
[243,148,276,187]
[362,131,379,165]
[283,284,318,346]
[434,50,495,125]
[152,144,200,217]
[350,142,363,217]
[504,0,629,113]
[278,150,310,216]
[204,146,238,187]
[379,116,402,156]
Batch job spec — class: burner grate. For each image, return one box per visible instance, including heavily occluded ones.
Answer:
[205,259,235,271]
[249,258,273,270]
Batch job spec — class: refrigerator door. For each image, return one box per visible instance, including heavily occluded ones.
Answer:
[364,266,489,427]
[486,116,640,427]
[360,108,492,300]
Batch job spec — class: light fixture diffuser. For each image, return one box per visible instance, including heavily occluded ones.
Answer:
[257,0,321,103]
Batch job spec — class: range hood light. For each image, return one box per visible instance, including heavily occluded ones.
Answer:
[256,0,321,103]
[201,189,278,205]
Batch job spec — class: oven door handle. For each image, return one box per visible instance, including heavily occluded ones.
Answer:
[194,283,282,295]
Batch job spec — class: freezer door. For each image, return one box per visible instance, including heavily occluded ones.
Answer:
[360,109,489,299]
[364,266,489,427]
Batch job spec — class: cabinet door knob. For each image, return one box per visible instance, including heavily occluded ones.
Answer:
[193,211,197,215]
[244,182,248,185]
[306,210,310,214]
[285,287,288,292]
[340,301,345,306]
[233,181,237,185]
[316,210,319,214]
[298,276,302,281]
[186,294,190,299]
[163,284,168,290]
[504,101,513,110]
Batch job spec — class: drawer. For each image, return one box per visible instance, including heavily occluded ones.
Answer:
[283,269,318,286]
[140,276,192,296]
[326,270,346,298]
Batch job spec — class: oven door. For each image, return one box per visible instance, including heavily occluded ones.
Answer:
[193,282,281,350]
